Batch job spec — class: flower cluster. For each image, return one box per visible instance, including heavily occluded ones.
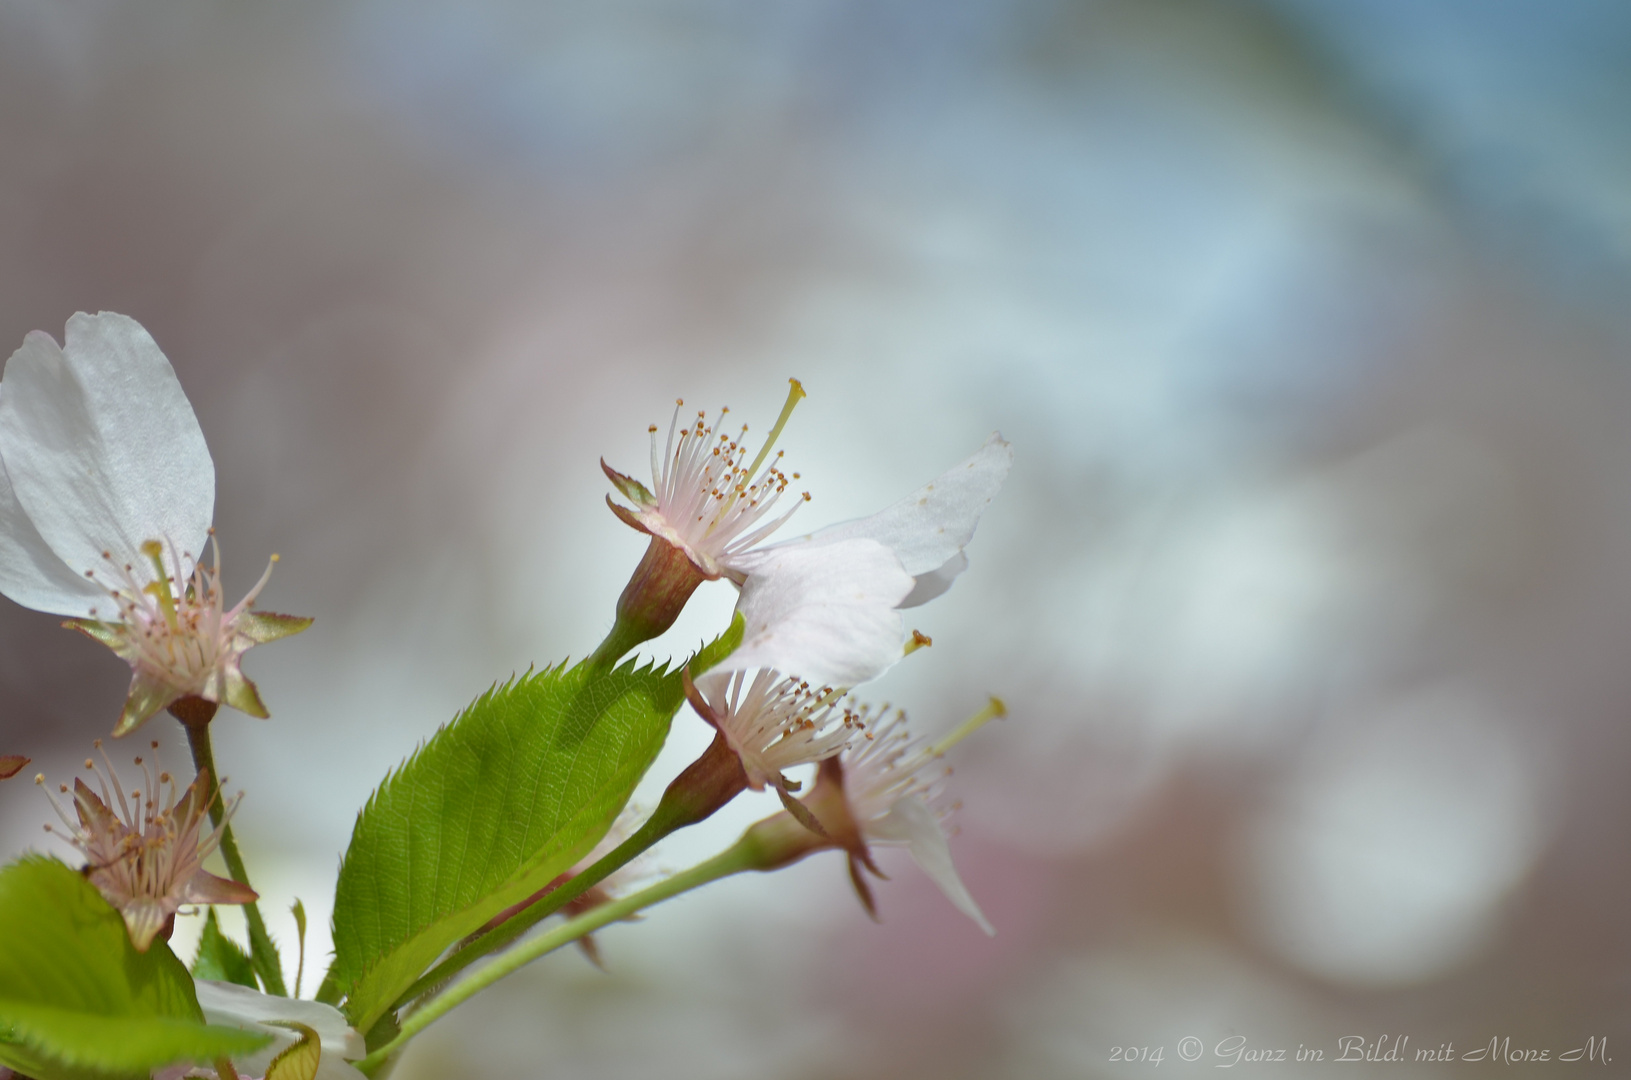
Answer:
[0,310,1011,1078]
[606,388,1013,929]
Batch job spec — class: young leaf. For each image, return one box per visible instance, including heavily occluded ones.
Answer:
[194,909,259,990]
[0,856,269,1080]
[328,658,690,1033]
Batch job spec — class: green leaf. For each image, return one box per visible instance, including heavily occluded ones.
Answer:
[329,658,691,1032]
[193,909,258,989]
[0,856,269,1080]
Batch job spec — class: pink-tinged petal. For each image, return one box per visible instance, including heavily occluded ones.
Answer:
[716,537,913,688]
[0,314,213,591]
[874,795,994,935]
[0,755,28,780]
[182,868,259,906]
[70,777,120,839]
[739,433,1012,603]
[0,416,107,615]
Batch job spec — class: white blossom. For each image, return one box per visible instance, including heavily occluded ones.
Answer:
[828,704,1001,935]
[0,313,307,735]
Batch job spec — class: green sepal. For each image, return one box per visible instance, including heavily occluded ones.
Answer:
[237,611,314,644]
[193,909,258,989]
[222,666,271,719]
[600,459,655,505]
[113,674,175,738]
[0,856,270,1080]
[62,619,121,649]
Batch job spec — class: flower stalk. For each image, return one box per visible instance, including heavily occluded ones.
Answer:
[176,698,287,996]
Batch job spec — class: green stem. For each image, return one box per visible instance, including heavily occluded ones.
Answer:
[356,839,760,1075]
[181,714,288,997]
[586,613,650,670]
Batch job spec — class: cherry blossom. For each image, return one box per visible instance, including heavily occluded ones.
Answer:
[37,740,256,951]
[0,313,308,735]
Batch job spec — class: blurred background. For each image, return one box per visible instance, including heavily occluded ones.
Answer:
[1,0,1629,1076]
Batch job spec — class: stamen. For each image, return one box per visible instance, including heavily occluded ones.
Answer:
[928,696,1008,758]
[742,378,805,483]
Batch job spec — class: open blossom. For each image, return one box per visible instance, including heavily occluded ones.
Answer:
[154,981,367,1080]
[604,381,1012,687]
[603,381,812,581]
[0,312,309,736]
[802,700,1005,935]
[684,668,866,795]
[38,740,256,951]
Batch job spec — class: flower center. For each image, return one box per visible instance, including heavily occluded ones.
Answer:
[649,379,811,567]
[85,532,278,694]
[703,669,866,791]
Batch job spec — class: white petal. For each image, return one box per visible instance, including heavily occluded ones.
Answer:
[0,314,213,590]
[194,980,367,1066]
[0,423,108,614]
[715,537,913,688]
[875,795,995,935]
[896,550,967,609]
[746,433,1012,598]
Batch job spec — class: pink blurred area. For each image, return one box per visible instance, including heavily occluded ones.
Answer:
[1,1,1629,1076]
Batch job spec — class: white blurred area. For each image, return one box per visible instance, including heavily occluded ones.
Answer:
[1,0,1630,1076]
